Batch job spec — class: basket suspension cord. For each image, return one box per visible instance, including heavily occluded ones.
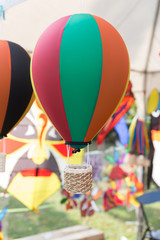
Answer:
[0,137,6,172]
[67,145,70,165]
[87,143,90,168]
[3,137,6,154]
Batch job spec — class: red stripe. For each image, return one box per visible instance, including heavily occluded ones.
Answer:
[0,41,11,134]
[31,16,72,142]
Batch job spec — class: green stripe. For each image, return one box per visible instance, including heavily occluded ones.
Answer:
[60,14,103,142]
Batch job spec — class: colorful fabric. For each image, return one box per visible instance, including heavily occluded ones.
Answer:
[125,172,144,207]
[128,117,150,156]
[0,40,34,138]
[80,196,94,217]
[80,187,101,216]
[114,116,129,146]
[103,188,124,211]
[60,189,78,211]
[96,81,134,145]
[31,14,130,149]
[147,89,159,114]
[109,166,128,181]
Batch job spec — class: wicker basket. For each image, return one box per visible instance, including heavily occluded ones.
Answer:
[64,164,92,194]
[0,153,6,172]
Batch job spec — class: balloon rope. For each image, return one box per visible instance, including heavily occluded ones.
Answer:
[67,145,70,165]
[87,143,90,168]
[3,138,6,154]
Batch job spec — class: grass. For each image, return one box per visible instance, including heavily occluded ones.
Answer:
[1,184,160,240]
[4,190,137,240]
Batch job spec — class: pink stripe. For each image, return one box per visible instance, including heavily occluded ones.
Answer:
[32,16,72,141]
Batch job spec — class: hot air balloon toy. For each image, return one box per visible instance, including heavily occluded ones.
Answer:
[0,40,34,172]
[31,14,130,193]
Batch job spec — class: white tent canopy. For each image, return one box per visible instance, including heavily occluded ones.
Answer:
[1,0,160,116]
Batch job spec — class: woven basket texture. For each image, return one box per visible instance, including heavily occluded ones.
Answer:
[64,164,92,194]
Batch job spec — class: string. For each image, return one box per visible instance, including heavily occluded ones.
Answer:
[66,145,70,165]
[3,137,6,154]
[87,143,90,167]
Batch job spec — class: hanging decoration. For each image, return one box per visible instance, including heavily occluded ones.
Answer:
[60,189,78,210]
[0,100,84,211]
[96,81,134,145]
[147,89,159,114]
[125,172,144,208]
[114,116,129,147]
[0,40,34,139]
[103,188,124,211]
[151,130,160,186]
[109,166,128,181]
[31,13,130,193]
[64,146,92,194]
[60,186,101,217]
[104,147,145,209]
[30,14,130,150]
[127,116,150,166]
[80,186,102,217]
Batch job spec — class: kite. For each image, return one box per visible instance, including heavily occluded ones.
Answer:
[96,81,134,145]
[125,172,144,208]
[114,116,129,146]
[0,101,83,211]
[128,116,150,156]
[103,188,124,211]
[147,89,159,114]
[109,166,128,181]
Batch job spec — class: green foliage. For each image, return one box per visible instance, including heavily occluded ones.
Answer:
[5,191,138,240]
[60,197,68,204]
[4,179,160,240]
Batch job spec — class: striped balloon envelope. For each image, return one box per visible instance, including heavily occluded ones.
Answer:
[31,14,130,150]
[0,40,34,138]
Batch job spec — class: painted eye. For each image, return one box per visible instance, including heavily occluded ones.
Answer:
[25,125,36,137]
[46,126,62,141]
[10,122,37,139]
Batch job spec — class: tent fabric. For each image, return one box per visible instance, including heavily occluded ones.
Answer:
[0,0,159,116]
[0,0,26,10]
